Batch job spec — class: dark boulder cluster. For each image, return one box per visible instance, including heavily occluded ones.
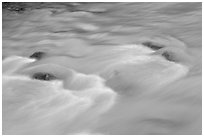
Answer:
[3,2,26,13]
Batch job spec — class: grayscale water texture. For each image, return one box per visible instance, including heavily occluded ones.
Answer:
[2,2,202,135]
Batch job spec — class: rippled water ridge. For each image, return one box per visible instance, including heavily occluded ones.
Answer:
[2,2,202,135]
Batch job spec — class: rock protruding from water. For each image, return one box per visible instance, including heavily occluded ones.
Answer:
[153,47,194,66]
[32,72,56,81]
[29,51,45,60]
[142,41,164,50]
[161,51,175,62]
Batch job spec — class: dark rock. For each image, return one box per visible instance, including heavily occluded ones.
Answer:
[142,42,163,50]
[32,72,56,81]
[2,2,10,9]
[161,51,175,62]
[2,2,26,13]
[29,51,45,60]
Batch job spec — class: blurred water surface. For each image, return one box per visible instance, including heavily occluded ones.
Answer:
[2,2,202,135]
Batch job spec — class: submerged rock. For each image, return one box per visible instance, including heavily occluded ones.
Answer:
[142,41,164,50]
[29,51,45,60]
[153,47,194,66]
[155,49,179,63]
[32,72,56,81]
[161,51,175,62]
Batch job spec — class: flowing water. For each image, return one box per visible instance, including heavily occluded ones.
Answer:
[2,2,202,135]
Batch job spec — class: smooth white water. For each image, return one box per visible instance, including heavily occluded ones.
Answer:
[2,2,201,135]
[3,56,118,134]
